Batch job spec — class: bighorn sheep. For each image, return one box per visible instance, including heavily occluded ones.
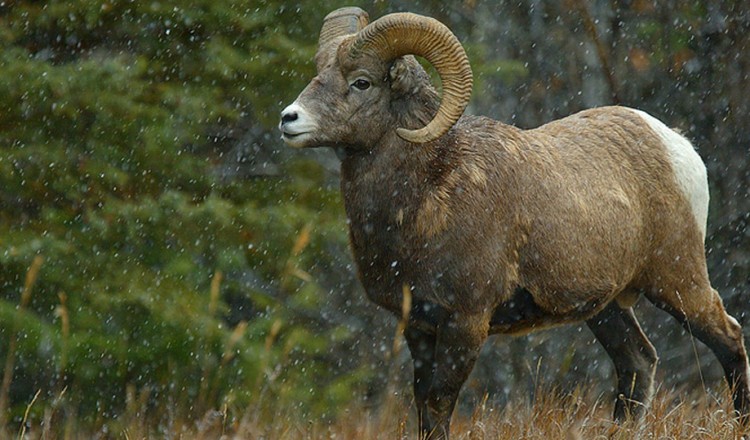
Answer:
[279,7,750,439]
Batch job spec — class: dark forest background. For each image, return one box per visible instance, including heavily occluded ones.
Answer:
[1,0,748,434]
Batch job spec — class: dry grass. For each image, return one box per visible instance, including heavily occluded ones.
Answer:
[453,387,747,440]
[223,387,748,440]
[8,385,747,439]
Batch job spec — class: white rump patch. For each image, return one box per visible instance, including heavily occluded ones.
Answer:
[630,109,709,240]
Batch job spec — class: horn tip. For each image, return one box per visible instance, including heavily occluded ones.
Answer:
[396,127,439,144]
[324,7,369,22]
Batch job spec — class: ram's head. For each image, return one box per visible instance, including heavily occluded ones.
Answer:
[279,7,473,149]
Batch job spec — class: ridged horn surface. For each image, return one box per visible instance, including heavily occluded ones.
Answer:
[318,7,369,52]
[349,12,472,143]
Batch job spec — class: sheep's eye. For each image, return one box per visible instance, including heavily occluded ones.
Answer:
[352,79,370,90]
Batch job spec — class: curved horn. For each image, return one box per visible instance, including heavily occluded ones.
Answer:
[318,7,369,52]
[349,13,472,143]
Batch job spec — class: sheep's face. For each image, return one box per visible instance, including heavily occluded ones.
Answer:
[279,38,426,150]
[281,9,473,147]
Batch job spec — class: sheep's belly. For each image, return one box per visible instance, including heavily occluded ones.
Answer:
[488,286,606,335]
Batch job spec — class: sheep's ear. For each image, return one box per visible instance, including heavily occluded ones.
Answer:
[388,56,426,96]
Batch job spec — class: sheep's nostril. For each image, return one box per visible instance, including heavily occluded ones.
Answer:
[281,111,298,125]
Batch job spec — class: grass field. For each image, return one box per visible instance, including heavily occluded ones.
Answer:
[5,385,748,439]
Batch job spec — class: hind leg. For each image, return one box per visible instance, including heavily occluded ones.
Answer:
[587,301,659,421]
[648,281,750,419]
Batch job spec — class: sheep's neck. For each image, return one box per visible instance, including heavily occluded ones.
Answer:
[338,133,438,313]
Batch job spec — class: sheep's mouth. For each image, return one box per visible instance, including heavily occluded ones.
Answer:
[282,131,305,139]
[281,131,308,140]
[280,130,312,147]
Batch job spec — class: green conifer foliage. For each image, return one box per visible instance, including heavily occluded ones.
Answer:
[0,0,367,427]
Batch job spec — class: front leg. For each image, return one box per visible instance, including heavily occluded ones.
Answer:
[405,327,436,438]
[426,313,489,439]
